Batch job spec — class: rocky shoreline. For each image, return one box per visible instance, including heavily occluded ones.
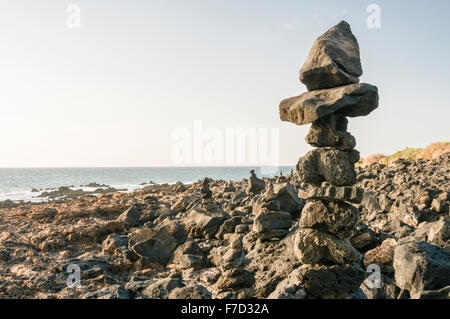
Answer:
[0,154,448,299]
[0,20,448,300]
[0,182,159,207]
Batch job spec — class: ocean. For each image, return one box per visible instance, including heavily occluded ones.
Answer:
[0,166,294,202]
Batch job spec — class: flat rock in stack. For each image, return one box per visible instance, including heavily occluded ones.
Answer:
[279,83,378,126]
[304,185,364,203]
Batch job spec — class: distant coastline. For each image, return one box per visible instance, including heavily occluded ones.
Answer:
[0,166,294,203]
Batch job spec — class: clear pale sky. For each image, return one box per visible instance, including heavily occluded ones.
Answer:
[0,0,449,167]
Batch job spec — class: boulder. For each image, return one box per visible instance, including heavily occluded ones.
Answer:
[168,284,212,299]
[141,277,185,299]
[267,269,307,299]
[428,218,450,246]
[293,263,365,298]
[208,246,229,267]
[171,196,196,212]
[216,268,255,291]
[294,228,362,264]
[305,113,356,150]
[170,240,206,270]
[280,83,378,126]
[102,234,128,254]
[350,226,378,250]
[221,248,247,270]
[174,254,206,270]
[299,200,359,239]
[413,221,434,241]
[296,148,359,186]
[133,256,164,271]
[235,224,250,234]
[128,226,154,246]
[359,273,400,299]
[393,241,450,298]
[363,238,398,272]
[299,21,362,91]
[131,220,187,265]
[273,182,304,216]
[253,210,292,241]
[216,216,242,239]
[431,192,449,213]
[117,205,141,227]
[183,207,230,238]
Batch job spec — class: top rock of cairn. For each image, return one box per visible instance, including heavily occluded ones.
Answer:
[300,20,362,91]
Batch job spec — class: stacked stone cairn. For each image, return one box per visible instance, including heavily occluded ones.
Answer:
[200,178,216,211]
[246,170,266,195]
[216,235,255,296]
[279,21,379,298]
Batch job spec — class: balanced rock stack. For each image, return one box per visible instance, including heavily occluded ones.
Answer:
[200,178,216,211]
[279,21,379,298]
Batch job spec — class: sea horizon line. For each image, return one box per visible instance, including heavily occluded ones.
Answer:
[0,165,294,169]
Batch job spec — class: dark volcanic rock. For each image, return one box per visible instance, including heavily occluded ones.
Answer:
[102,234,128,254]
[200,178,213,199]
[131,220,187,265]
[216,268,255,291]
[273,183,304,216]
[363,238,398,273]
[267,270,307,299]
[294,228,362,264]
[117,205,141,227]
[306,113,356,150]
[305,185,364,204]
[428,217,450,246]
[299,200,359,239]
[170,240,206,270]
[253,182,303,218]
[253,210,292,241]
[299,21,362,91]
[393,241,450,298]
[82,285,130,299]
[168,284,212,299]
[296,148,360,186]
[280,83,378,126]
[183,207,230,239]
[293,263,365,299]
[141,277,185,299]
